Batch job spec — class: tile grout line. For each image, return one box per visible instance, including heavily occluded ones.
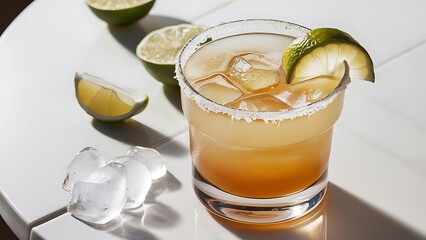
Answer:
[28,207,67,235]
[375,39,426,70]
[189,0,237,22]
[149,127,189,149]
[340,125,426,180]
[353,39,426,138]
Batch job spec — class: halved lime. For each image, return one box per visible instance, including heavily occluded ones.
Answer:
[86,0,155,26]
[282,28,375,84]
[75,73,149,121]
[136,24,207,87]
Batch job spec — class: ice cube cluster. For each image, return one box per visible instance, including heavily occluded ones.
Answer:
[190,52,291,112]
[62,146,166,224]
[190,52,344,113]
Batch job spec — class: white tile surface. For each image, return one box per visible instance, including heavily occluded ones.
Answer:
[345,43,426,171]
[0,0,202,238]
[1,0,426,239]
[193,0,426,67]
[151,0,234,21]
[327,43,426,235]
[330,127,426,235]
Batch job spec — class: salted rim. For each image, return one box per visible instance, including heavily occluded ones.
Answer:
[175,19,351,123]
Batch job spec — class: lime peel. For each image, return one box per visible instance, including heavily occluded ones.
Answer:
[282,28,375,84]
[86,0,155,26]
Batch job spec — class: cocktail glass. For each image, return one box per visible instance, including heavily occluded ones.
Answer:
[176,19,347,224]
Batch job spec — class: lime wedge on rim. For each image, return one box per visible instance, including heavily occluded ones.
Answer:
[282,28,375,84]
[136,24,207,87]
[86,0,155,26]
[75,73,149,122]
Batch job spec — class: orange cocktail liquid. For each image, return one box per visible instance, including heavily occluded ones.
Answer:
[181,33,344,198]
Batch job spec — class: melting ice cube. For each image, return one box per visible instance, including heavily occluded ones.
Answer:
[68,162,127,224]
[127,146,166,180]
[62,147,106,193]
[184,49,233,82]
[192,74,243,104]
[274,91,308,108]
[227,53,280,92]
[282,76,340,105]
[228,94,291,112]
[109,156,152,209]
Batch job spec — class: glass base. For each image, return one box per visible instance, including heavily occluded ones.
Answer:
[193,167,328,224]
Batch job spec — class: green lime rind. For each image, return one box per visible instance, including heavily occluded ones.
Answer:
[136,24,207,87]
[282,28,375,83]
[141,60,178,87]
[87,0,155,26]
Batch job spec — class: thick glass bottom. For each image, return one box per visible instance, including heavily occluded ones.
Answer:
[193,166,328,224]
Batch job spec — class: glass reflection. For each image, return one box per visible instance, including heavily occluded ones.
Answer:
[194,194,328,240]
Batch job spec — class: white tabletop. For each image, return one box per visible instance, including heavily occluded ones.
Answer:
[0,0,425,239]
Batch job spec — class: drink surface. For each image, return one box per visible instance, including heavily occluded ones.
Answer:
[181,32,344,198]
[184,33,341,112]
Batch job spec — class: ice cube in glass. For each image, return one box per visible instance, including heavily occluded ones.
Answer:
[227,53,280,92]
[192,74,243,104]
[228,94,291,112]
[286,76,340,104]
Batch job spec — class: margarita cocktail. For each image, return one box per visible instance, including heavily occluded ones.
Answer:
[176,19,372,223]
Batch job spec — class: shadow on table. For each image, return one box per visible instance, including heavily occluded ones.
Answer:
[210,183,424,240]
[108,15,190,55]
[86,172,181,240]
[108,15,187,115]
[142,172,181,228]
[163,85,183,114]
[91,119,187,157]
